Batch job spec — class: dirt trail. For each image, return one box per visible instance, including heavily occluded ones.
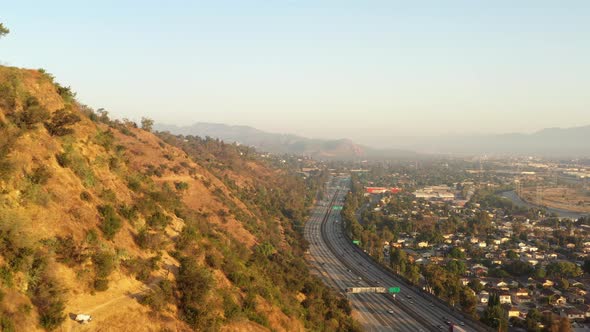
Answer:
[60,280,153,332]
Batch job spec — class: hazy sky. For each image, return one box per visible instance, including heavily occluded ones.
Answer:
[2,1,589,145]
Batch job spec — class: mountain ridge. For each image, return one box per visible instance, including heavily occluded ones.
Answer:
[158,122,590,158]
[156,122,415,160]
[387,124,590,157]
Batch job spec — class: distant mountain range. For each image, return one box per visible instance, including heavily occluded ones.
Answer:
[390,125,590,157]
[156,123,590,159]
[155,122,415,160]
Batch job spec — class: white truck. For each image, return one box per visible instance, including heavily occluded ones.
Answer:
[75,314,92,324]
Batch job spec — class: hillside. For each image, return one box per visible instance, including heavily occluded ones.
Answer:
[0,65,359,331]
[157,122,414,161]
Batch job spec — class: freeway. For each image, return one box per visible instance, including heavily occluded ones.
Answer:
[305,178,429,332]
[322,176,493,332]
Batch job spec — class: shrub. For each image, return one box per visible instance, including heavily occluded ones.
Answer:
[21,180,50,206]
[80,191,92,201]
[139,279,174,312]
[54,236,86,267]
[99,189,117,203]
[0,156,13,181]
[29,270,66,330]
[135,228,164,251]
[54,83,76,103]
[146,210,171,230]
[108,157,119,170]
[175,181,189,191]
[27,165,51,185]
[0,266,13,287]
[119,126,135,137]
[85,229,99,246]
[93,278,109,291]
[94,130,115,150]
[0,315,15,332]
[122,255,159,282]
[55,152,69,168]
[44,108,80,136]
[205,253,223,269]
[0,82,17,111]
[55,145,95,187]
[222,292,241,321]
[92,250,116,291]
[15,96,50,130]
[118,204,138,221]
[97,205,122,240]
[93,251,115,279]
[177,257,214,327]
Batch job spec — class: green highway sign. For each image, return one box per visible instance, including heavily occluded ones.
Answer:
[332,206,343,210]
[352,240,360,245]
[388,287,400,293]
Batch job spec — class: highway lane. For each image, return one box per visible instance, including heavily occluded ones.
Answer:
[326,177,492,332]
[305,181,429,332]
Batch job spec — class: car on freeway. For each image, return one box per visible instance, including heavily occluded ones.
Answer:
[388,310,394,314]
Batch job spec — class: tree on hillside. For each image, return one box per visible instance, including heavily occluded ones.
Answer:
[0,23,9,38]
[45,108,81,136]
[141,117,154,132]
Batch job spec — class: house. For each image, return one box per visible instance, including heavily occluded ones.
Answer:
[478,291,489,304]
[499,292,512,304]
[561,308,585,320]
[554,295,567,305]
[417,241,429,248]
[515,288,529,297]
[567,293,585,304]
[497,281,509,288]
[508,307,521,318]
[542,280,555,288]
[421,251,433,258]
[515,295,532,304]
[580,304,590,318]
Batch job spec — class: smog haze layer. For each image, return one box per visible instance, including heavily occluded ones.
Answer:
[2,1,589,147]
